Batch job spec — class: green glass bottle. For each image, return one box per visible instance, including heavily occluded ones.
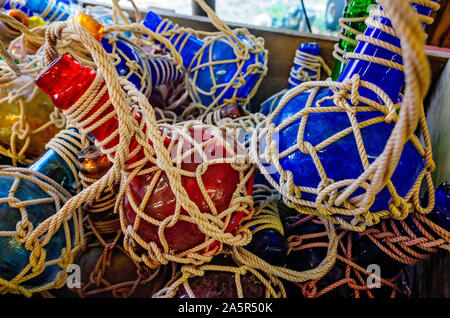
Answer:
[330,0,377,80]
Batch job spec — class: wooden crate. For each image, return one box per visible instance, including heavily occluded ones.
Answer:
[87,2,450,298]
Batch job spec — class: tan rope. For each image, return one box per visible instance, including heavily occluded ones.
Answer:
[154,249,286,298]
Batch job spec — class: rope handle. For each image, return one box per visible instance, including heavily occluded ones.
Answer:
[346,0,433,208]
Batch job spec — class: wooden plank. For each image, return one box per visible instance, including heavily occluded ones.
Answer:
[406,251,450,298]
[424,59,450,185]
[426,0,450,48]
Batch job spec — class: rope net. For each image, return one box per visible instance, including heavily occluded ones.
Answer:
[0,129,87,297]
[250,0,438,231]
[285,214,408,298]
[358,212,450,265]
[133,0,268,118]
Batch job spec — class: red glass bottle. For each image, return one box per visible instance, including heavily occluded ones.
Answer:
[35,53,252,253]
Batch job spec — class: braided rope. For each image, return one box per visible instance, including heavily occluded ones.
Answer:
[0,21,64,165]
[332,12,370,66]
[289,49,331,87]
[37,18,256,270]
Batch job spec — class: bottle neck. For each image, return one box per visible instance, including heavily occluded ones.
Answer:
[337,2,437,103]
[331,0,376,80]
[288,45,320,89]
[143,11,204,70]
[36,54,141,165]
[28,128,82,194]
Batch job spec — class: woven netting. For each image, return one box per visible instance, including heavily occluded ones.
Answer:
[358,211,450,265]
[0,129,89,297]
[153,248,287,298]
[0,14,65,166]
[244,182,284,241]
[285,214,408,298]
[39,19,256,272]
[250,0,439,231]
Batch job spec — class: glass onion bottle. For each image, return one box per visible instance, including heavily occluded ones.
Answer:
[331,0,377,80]
[142,10,267,109]
[0,128,82,287]
[264,1,439,214]
[260,42,321,116]
[0,73,60,164]
[35,53,252,254]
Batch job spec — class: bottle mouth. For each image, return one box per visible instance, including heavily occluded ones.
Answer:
[8,9,29,28]
[74,12,104,41]
[143,11,165,31]
[35,53,84,97]
[299,42,319,56]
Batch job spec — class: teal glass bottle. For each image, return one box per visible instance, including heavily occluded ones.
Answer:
[142,10,267,109]
[331,0,377,80]
[0,128,82,287]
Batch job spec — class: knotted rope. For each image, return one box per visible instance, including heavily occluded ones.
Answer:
[153,249,286,298]
[0,15,64,165]
[289,49,331,87]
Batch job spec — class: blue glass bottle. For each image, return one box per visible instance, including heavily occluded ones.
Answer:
[22,0,75,22]
[260,42,320,116]
[0,128,82,287]
[245,173,287,266]
[142,11,267,109]
[264,1,438,214]
[1,0,33,16]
